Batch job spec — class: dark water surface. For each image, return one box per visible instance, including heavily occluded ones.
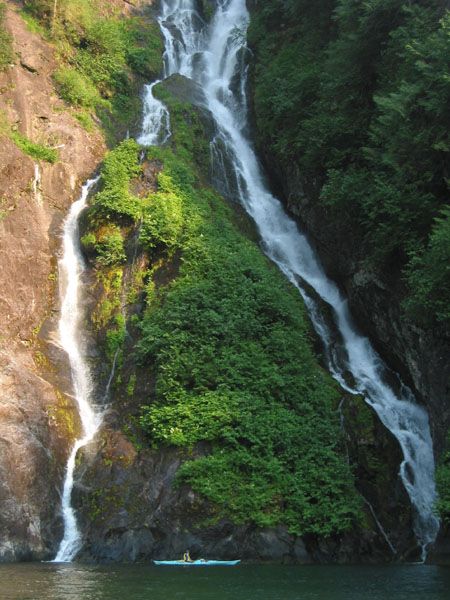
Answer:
[1,563,449,600]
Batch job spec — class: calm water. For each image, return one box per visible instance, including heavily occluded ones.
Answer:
[1,564,449,600]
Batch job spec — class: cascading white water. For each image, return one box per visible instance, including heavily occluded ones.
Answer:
[141,0,440,557]
[53,177,101,562]
[138,81,171,146]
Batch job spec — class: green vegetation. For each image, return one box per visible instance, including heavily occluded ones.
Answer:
[1,110,58,163]
[0,1,13,71]
[436,430,450,523]
[23,0,163,142]
[53,67,102,109]
[82,82,363,536]
[137,155,362,534]
[10,130,58,163]
[198,0,215,23]
[153,81,211,176]
[249,0,450,329]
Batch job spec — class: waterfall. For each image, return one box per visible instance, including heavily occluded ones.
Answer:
[53,176,101,562]
[137,81,171,146]
[140,0,440,557]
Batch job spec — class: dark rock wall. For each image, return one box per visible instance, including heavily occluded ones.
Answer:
[259,154,450,455]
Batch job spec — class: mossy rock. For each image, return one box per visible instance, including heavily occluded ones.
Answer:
[198,0,216,23]
[340,394,415,553]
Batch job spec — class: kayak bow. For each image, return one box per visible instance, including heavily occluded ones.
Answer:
[153,559,240,566]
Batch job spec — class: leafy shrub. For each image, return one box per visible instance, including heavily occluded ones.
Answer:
[101,138,142,186]
[91,139,142,221]
[140,174,184,253]
[54,67,102,109]
[81,231,96,254]
[140,391,241,447]
[404,207,450,326]
[23,0,53,21]
[105,313,126,360]
[93,187,141,221]
[125,20,163,79]
[95,226,126,267]
[10,131,58,163]
[74,110,94,131]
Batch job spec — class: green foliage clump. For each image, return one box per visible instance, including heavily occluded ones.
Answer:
[53,67,102,109]
[135,145,362,536]
[90,138,142,222]
[140,172,184,254]
[106,313,126,360]
[198,0,215,23]
[436,431,450,523]
[0,2,13,71]
[10,131,58,163]
[249,0,450,328]
[154,81,211,175]
[23,0,55,21]
[404,207,450,326]
[125,19,164,80]
[95,226,126,267]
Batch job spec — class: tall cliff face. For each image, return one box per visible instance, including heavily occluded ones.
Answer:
[0,3,105,560]
[0,0,442,564]
[247,0,450,561]
[0,0,164,562]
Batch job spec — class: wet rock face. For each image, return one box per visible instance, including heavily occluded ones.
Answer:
[157,74,217,141]
[340,395,417,560]
[73,429,318,563]
[0,3,105,561]
[0,349,73,561]
[430,525,450,565]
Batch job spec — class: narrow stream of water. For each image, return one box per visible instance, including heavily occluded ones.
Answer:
[53,176,101,562]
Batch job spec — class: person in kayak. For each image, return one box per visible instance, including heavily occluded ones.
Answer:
[183,550,192,562]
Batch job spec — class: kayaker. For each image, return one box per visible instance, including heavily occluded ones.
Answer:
[183,550,192,562]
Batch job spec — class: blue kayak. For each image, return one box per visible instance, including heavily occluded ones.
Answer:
[153,559,240,566]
